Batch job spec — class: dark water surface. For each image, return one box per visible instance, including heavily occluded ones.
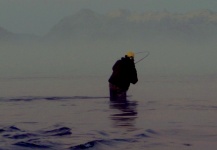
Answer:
[0,76,217,150]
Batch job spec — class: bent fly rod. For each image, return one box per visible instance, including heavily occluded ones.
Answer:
[135,51,150,64]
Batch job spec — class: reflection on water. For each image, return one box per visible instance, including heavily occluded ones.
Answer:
[109,99,138,131]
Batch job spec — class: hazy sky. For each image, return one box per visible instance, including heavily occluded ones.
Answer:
[0,0,217,35]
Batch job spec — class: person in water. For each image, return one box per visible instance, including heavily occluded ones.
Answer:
[108,52,138,100]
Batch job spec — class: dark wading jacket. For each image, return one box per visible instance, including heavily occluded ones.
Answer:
[108,57,138,91]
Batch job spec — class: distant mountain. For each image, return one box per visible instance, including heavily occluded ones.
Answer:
[46,9,217,42]
[0,26,40,43]
[46,9,113,40]
[46,9,146,41]
[0,26,17,40]
[1,9,217,44]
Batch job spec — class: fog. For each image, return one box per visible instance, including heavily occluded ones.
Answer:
[1,9,217,78]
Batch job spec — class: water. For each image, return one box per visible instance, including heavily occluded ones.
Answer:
[0,75,217,150]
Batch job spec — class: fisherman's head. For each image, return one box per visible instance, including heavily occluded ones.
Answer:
[125,51,135,60]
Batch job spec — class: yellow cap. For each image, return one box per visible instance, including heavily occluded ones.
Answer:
[126,51,135,58]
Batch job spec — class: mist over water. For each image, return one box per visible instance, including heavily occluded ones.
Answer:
[1,9,217,78]
[1,36,217,78]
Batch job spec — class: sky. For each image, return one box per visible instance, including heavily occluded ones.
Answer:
[0,0,217,35]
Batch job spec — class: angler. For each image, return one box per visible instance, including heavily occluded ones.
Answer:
[108,52,138,101]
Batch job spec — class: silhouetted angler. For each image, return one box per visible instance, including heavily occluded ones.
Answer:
[108,52,138,100]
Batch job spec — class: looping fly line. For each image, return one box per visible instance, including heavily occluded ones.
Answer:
[135,51,150,64]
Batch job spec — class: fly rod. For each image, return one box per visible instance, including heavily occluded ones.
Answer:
[135,51,150,64]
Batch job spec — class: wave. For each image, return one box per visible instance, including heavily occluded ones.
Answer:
[14,141,51,149]
[0,96,110,102]
[69,138,132,150]
[42,127,72,136]
[0,125,160,150]
[69,129,159,149]
[69,140,105,150]
[0,125,72,149]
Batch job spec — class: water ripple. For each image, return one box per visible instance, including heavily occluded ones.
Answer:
[0,96,109,102]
